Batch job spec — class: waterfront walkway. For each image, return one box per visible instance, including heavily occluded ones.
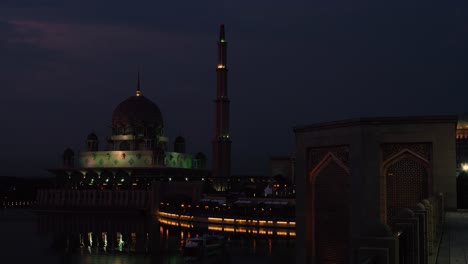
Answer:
[437,211,468,264]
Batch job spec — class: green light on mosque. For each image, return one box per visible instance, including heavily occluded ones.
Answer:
[220,39,225,43]
[121,178,124,182]
[106,178,109,182]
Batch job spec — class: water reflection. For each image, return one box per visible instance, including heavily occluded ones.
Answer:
[34,212,294,264]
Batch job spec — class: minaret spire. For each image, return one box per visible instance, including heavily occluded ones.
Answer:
[136,71,141,96]
[219,24,225,42]
[212,24,231,178]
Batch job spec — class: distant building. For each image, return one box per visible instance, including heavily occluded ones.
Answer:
[294,116,456,264]
[270,155,295,185]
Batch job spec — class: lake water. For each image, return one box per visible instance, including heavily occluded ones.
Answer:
[0,209,295,264]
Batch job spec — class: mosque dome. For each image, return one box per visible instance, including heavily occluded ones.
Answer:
[112,73,163,128]
[112,95,163,128]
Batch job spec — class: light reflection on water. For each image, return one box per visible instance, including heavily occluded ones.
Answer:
[0,209,295,264]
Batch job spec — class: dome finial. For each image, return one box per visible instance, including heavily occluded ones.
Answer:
[136,70,141,96]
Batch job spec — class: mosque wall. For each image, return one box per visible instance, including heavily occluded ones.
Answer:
[80,151,155,168]
[164,152,193,169]
[79,150,194,169]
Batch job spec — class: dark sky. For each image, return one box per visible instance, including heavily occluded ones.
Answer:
[1,1,467,177]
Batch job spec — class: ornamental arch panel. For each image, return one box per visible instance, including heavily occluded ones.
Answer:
[307,148,350,264]
[381,145,432,230]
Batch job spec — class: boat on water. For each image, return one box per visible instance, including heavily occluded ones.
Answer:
[183,234,227,260]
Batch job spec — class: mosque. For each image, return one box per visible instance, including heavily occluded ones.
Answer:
[50,72,211,189]
[38,25,232,208]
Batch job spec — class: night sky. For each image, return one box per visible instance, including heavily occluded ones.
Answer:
[1,1,467,177]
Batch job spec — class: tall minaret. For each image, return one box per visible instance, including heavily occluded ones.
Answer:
[136,71,141,96]
[212,24,231,178]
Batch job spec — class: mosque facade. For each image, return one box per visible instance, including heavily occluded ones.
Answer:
[52,73,210,190]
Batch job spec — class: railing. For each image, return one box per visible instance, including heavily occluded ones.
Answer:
[357,193,445,264]
[396,230,408,264]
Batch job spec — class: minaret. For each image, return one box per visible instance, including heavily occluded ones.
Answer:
[136,71,141,96]
[212,24,231,178]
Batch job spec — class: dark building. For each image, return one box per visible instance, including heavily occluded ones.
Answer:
[294,116,455,264]
[270,155,295,185]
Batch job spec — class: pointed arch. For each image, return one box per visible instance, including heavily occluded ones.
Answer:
[381,147,432,227]
[382,148,431,169]
[309,152,350,183]
[307,151,350,263]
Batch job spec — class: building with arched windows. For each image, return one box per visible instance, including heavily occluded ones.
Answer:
[294,116,456,264]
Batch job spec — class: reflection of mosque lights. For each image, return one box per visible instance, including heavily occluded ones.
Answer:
[88,232,93,253]
[117,232,124,252]
[131,232,136,251]
[102,232,107,251]
[180,231,185,247]
[268,239,272,255]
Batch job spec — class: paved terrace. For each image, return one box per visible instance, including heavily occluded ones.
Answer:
[437,211,468,264]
